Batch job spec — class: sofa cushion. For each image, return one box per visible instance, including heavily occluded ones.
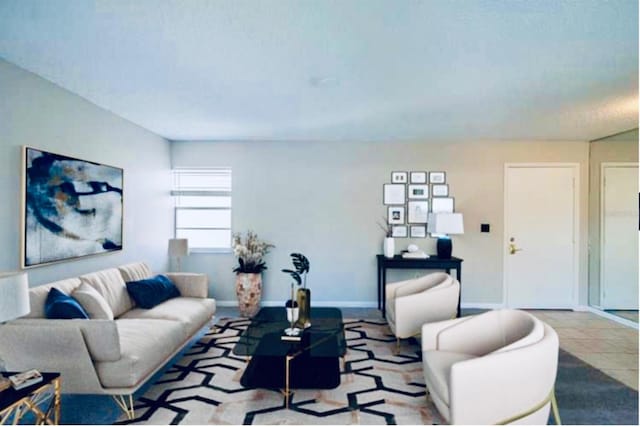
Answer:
[118,297,215,337]
[72,282,114,320]
[26,278,82,319]
[126,275,180,309]
[423,350,475,406]
[96,319,185,389]
[80,268,133,318]
[118,262,153,282]
[45,288,89,320]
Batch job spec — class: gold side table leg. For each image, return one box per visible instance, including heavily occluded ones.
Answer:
[53,378,61,425]
[285,356,292,409]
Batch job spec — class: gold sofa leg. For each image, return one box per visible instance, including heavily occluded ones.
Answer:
[113,394,135,420]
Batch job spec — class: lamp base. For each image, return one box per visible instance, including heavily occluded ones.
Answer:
[436,237,452,258]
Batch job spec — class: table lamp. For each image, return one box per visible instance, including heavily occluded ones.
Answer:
[427,213,464,258]
[0,271,30,375]
[168,238,189,272]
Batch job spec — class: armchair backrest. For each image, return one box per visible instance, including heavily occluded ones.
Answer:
[395,272,452,299]
[437,309,542,356]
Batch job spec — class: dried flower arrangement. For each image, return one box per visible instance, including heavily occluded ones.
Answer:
[232,231,275,274]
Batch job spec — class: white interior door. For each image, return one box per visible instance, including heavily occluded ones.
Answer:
[601,164,639,310]
[504,165,577,308]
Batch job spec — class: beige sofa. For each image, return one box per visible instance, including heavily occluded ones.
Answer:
[0,262,215,417]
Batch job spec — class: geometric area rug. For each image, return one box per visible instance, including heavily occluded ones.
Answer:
[117,317,443,425]
[112,317,639,425]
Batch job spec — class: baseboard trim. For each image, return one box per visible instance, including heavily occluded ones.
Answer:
[216,300,378,308]
[460,302,505,310]
[580,306,639,330]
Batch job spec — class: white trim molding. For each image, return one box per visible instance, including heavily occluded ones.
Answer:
[577,305,639,330]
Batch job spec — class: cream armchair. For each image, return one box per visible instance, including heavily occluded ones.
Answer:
[421,309,560,425]
[386,272,459,343]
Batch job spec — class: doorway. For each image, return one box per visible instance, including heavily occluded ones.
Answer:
[504,164,579,308]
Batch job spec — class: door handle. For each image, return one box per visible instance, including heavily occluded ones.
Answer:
[509,243,523,255]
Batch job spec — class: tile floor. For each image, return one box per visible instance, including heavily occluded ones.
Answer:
[216,307,639,390]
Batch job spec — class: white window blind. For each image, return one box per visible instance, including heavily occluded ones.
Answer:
[172,168,232,251]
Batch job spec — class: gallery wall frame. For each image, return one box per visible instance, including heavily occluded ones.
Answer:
[410,171,427,183]
[432,184,449,197]
[21,146,124,268]
[410,225,426,238]
[392,225,408,238]
[383,184,406,205]
[388,206,405,224]
[408,184,429,199]
[431,197,454,213]
[407,200,429,224]
[391,171,408,183]
[429,171,446,184]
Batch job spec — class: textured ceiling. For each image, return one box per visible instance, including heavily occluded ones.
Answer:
[0,0,637,142]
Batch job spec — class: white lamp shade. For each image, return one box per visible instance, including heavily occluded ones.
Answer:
[168,238,189,257]
[427,213,464,235]
[0,272,30,323]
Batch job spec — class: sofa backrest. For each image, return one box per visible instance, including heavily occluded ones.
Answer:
[25,277,83,318]
[80,268,134,318]
[118,262,153,282]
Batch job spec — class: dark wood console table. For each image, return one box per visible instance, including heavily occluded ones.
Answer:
[376,255,463,317]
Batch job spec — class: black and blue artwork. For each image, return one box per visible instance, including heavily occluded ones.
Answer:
[23,147,123,267]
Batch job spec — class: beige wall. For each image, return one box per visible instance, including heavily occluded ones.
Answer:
[0,59,174,286]
[172,139,589,307]
[588,129,639,306]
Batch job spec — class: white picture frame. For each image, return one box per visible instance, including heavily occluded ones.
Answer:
[431,197,454,213]
[407,200,429,224]
[388,206,405,224]
[392,225,408,238]
[408,184,429,199]
[391,171,408,183]
[429,171,446,184]
[432,184,449,197]
[410,225,426,238]
[410,171,427,184]
[383,184,406,205]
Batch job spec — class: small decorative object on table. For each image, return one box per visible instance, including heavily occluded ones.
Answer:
[9,370,42,390]
[378,220,395,258]
[282,298,301,341]
[232,231,275,318]
[282,253,311,329]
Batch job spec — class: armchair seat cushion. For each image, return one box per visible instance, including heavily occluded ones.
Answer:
[118,297,215,337]
[423,350,475,405]
[96,319,184,388]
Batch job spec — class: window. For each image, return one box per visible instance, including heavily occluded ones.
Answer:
[172,168,232,251]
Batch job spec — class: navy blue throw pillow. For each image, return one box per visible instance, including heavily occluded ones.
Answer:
[126,275,181,309]
[45,287,90,319]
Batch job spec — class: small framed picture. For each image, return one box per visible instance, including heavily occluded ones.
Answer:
[392,225,408,238]
[410,171,427,184]
[391,171,408,183]
[429,171,446,184]
[388,206,405,224]
[407,200,429,224]
[432,184,449,197]
[410,226,426,238]
[432,197,454,213]
[408,184,429,199]
[383,184,406,205]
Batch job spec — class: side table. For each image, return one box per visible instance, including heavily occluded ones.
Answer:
[0,372,61,425]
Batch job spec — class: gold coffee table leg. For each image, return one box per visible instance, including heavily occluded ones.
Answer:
[285,355,292,409]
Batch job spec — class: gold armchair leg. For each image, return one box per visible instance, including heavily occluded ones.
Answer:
[551,388,561,425]
[113,394,135,420]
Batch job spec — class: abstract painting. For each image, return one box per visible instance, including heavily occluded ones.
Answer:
[22,147,123,268]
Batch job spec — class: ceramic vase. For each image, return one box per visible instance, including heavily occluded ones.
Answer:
[384,237,395,258]
[235,272,262,317]
[286,307,300,323]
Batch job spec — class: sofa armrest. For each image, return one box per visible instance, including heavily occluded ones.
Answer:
[166,273,208,298]
[9,319,120,362]
[0,321,106,393]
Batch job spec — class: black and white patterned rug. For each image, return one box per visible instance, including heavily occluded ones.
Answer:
[116,317,443,425]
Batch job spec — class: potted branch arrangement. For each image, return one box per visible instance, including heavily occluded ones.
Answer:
[378,220,394,258]
[282,253,311,329]
[232,231,275,317]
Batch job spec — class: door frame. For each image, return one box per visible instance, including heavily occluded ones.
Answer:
[503,163,580,308]
[599,162,639,309]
